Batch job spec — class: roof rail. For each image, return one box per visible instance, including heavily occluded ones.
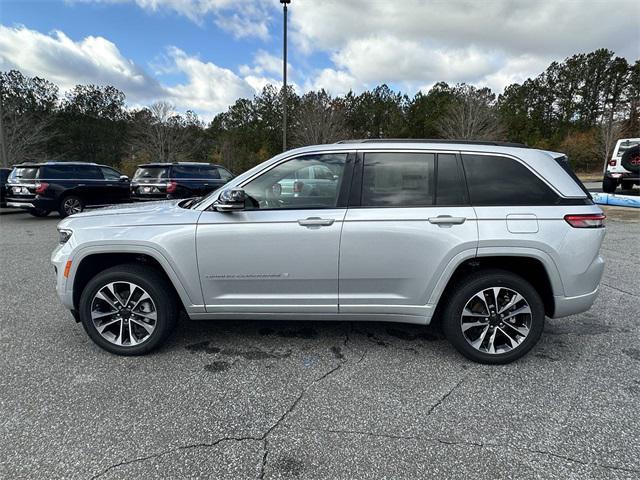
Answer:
[335,139,528,148]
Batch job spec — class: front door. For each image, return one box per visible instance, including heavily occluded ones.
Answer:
[339,151,478,317]
[197,152,353,314]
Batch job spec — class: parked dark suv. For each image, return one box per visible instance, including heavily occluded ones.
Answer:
[130,162,234,201]
[5,162,130,217]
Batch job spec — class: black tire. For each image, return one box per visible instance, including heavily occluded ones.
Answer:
[621,180,635,192]
[620,145,640,173]
[442,269,545,364]
[58,195,84,218]
[79,264,178,355]
[28,208,51,217]
[602,176,617,194]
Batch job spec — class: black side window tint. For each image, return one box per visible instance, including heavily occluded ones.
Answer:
[462,154,558,206]
[217,168,233,181]
[172,166,191,179]
[42,165,75,179]
[436,154,467,205]
[362,152,435,207]
[202,167,220,179]
[101,167,121,181]
[82,166,103,179]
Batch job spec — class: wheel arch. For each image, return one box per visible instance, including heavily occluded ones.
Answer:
[70,248,195,314]
[430,253,561,322]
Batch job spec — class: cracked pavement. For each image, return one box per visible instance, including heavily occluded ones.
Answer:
[1,207,639,479]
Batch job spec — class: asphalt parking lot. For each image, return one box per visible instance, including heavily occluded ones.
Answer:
[1,208,639,479]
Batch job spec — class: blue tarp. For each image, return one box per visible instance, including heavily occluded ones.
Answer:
[592,192,640,208]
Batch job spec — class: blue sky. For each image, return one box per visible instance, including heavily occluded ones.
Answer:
[1,0,638,120]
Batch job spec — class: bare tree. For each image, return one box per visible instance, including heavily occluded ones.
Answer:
[291,90,346,146]
[129,101,202,162]
[438,85,504,140]
[597,119,624,173]
[1,71,58,166]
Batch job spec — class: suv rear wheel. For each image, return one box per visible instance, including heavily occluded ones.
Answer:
[59,195,84,217]
[442,269,545,364]
[602,176,617,193]
[79,264,178,355]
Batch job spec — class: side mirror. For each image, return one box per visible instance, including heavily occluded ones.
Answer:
[215,188,246,212]
[120,175,129,182]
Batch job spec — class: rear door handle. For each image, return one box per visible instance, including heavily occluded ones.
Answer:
[428,215,466,226]
[298,217,335,227]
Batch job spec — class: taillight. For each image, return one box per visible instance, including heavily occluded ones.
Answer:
[608,159,617,166]
[166,180,177,193]
[35,181,49,194]
[564,214,606,228]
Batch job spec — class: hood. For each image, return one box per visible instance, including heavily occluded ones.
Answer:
[71,200,183,218]
[57,199,203,231]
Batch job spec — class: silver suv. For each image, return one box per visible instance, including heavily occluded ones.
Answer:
[52,140,605,363]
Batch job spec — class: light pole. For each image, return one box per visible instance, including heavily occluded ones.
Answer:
[280,0,290,152]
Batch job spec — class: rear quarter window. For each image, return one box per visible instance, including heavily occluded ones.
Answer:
[462,154,558,206]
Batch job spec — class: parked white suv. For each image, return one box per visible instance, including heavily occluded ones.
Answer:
[52,140,605,363]
[603,138,640,193]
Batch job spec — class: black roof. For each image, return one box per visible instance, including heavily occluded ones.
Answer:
[12,161,106,167]
[335,139,528,148]
[137,162,223,168]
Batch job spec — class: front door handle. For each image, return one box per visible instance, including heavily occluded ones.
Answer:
[298,217,335,227]
[428,215,466,226]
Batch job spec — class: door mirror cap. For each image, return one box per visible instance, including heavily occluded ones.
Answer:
[215,188,246,212]
[119,175,129,182]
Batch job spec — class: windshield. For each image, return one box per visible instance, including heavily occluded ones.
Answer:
[9,167,40,182]
[615,141,640,157]
[133,166,169,181]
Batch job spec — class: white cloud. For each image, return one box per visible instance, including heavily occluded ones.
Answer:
[75,0,273,39]
[163,47,254,115]
[0,25,256,120]
[0,25,163,98]
[290,0,640,92]
[305,68,360,97]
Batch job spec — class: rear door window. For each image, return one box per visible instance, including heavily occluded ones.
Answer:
[361,152,435,207]
[462,154,558,206]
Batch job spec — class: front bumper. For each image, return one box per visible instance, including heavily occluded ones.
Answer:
[51,241,75,310]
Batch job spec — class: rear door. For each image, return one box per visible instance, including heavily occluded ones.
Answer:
[338,150,478,317]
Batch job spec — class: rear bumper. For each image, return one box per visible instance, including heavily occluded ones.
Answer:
[552,287,600,318]
[605,171,640,182]
[6,197,57,210]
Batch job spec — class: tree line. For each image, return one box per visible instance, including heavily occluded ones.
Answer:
[1,48,638,174]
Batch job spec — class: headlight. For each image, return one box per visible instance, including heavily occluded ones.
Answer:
[58,229,73,245]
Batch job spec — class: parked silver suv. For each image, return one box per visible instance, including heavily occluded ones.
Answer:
[52,140,605,363]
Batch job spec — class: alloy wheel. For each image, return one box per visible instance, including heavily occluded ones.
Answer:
[90,281,157,347]
[63,198,82,215]
[460,287,532,354]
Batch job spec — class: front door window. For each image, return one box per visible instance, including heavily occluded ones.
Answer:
[242,153,347,209]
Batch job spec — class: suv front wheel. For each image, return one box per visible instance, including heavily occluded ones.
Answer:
[442,269,545,364]
[79,264,178,355]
